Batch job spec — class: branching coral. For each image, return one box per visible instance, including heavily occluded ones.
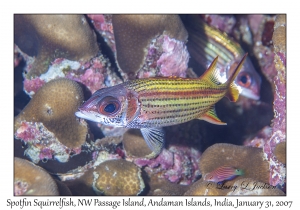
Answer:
[14,157,59,195]
[14,78,88,163]
[14,14,99,78]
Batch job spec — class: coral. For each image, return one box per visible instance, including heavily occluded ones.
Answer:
[146,175,189,195]
[200,143,270,184]
[123,129,154,158]
[14,14,284,196]
[272,14,286,80]
[15,78,87,148]
[184,178,228,195]
[274,142,286,164]
[133,145,201,185]
[87,14,116,53]
[112,15,188,79]
[14,14,99,78]
[201,14,236,35]
[227,178,285,195]
[14,157,59,195]
[245,14,286,187]
[90,159,144,195]
[14,79,88,163]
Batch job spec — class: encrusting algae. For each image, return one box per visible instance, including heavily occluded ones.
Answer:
[14,14,284,196]
[14,78,88,163]
[76,55,248,157]
[112,15,188,78]
[15,78,88,149]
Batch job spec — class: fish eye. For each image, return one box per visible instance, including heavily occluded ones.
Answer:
[237,72,252,88]
[104,103,116,113]
[98,96,121,116]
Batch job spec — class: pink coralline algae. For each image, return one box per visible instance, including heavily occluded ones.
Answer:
[14,14,284,196]
[202,14,236,35]
[65,57,108,94]
[15,121,82,163]
[87,14,116,53]
[244,14,286,187]
[15,122,41,143]
[133,146,201,185]
[136,34,189,79]
[23,77,46,96]
[152,35,189,78]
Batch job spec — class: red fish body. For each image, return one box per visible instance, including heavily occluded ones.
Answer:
[75,55,247,155]
[203,166,244,182]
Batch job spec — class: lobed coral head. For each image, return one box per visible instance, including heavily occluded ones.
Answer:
[123,129,156,158]
[14,157,59,195]
[14,14,98,77]
[112,15,188,78]
[200,143,270,184]
[91,159,145,195]
[15,78,87,148]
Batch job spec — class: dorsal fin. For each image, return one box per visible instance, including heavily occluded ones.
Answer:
[199,56,222,86]
[225,53,248,102]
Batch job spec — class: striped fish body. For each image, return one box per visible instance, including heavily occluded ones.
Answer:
[204,166,244,182]
[126,75,229,128]
[75,55,247,156]
[185,15,261,100]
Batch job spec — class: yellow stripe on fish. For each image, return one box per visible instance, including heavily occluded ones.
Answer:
[75,54,247,156]
[185,15,261,100]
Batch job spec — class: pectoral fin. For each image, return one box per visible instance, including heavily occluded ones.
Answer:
[140,127,165,157]
[198,106,227,125]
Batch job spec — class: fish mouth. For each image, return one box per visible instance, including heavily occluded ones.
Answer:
[75,110,102,123]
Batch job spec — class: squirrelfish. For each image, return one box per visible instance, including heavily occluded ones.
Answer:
[203,166,244,183]
[185,15,261,100]
[75,55,247,156]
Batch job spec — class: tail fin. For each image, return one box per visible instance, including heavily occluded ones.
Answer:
[226,53,248,102]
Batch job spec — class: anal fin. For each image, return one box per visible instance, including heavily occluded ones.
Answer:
[140,127,165,157]
[198,106,227,125]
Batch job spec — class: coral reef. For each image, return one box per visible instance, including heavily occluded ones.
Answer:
[14,78,88,163]
[200,143,270,184]
[91,159,144,195]
[64,158,144,196]
[14,14,98,78]
[14,157,59,195]
[112,15,189,79]
[133,145,201,185]
[245,14,286,187]
[274,142,286,164]
[146,175,189,195]
[123,129,154,158]
[184,178,228,195]
[14,14,285,196]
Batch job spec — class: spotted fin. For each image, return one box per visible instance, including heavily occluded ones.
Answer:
[140,127,165,156]
[198,106,226,125]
